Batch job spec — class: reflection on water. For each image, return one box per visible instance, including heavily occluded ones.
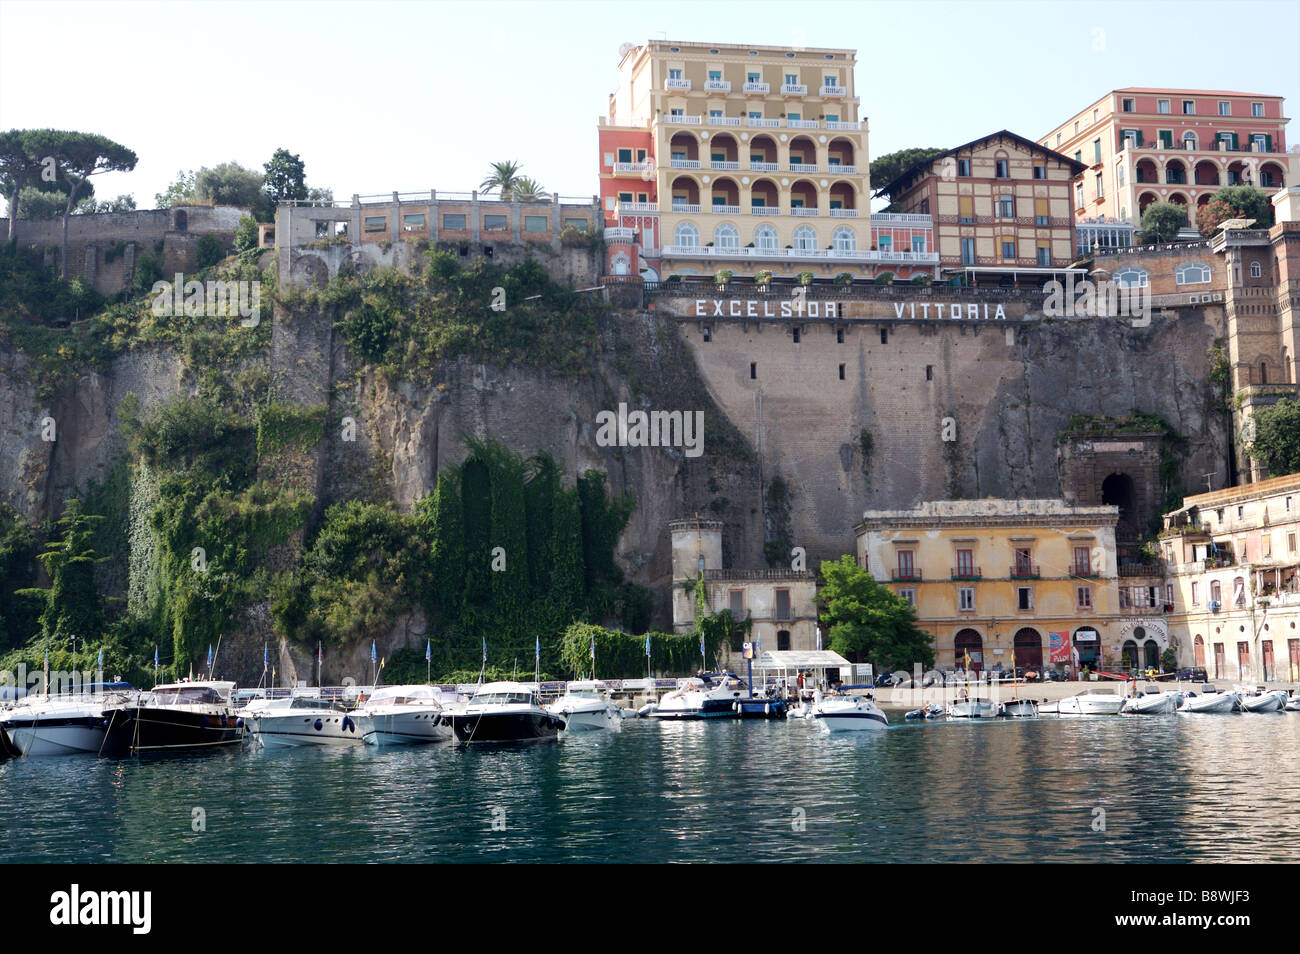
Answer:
[3,714,1299,863]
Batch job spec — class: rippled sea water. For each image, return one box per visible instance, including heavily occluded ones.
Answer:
[3,713,1299,863]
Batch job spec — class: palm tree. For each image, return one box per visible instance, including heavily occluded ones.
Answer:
[511,176,547,201]
[480,160,524,198]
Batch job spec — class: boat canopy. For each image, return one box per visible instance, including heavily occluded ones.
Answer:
[755,650,851,671]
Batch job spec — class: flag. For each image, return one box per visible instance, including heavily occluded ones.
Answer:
[317,641,323,666]
[645,633,652,659]
[206,644,213,669]
[97,648,103,672]
[263,644,268,673]
[482,637,487,664]
[426,639,432,663]
[816,626,822,651]
[590,632,596,661]
[700,631,706,665]
[371,640,377,665]
[153,646,159,669]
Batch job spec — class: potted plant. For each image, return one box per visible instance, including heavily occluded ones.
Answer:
[797,271,814,286]
[833,272,853,285]
[873,271,894,285]
[714,268,734,289]
[755,268,774,290]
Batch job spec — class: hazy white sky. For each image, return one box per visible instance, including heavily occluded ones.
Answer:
[2,0,1297,210]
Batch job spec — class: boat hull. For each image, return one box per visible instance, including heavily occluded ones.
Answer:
[1179,693,1238,714]
[1122,694,1179,714]
[1057,696,1125,715]
[948,701,998,718]
[3,719,107,756]
[359,711,451,745]
[249,712,365,747]
[1000,700,1038,718]
[550,707,620,731]
[101,707,243,756]
[649,699,737,720]
[736,698,788,719]
[812,711,888,731]
[447,711,564,744]
[1241,692,1286,713]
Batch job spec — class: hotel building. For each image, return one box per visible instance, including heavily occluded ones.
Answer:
[1040,89,1297,243]
[878,131,1087,284]
[855,500,1145,674]
[597,40,938,283]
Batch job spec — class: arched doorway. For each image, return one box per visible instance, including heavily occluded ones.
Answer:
[1101,472,1136,538]
[954,629,983,674]
[1194,634,1205,668]
[1144,640,1159,669]
[1013,628,1042,671]
[1073,627,1100,670]
[1122,640,1139,669]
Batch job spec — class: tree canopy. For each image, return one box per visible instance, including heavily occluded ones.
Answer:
[1197,185,1275,237]
[817,554,933,670]
[263,148,308,203]
[869,146,947,204]
[1138,200,1187,242]
[1250,398,1300,477]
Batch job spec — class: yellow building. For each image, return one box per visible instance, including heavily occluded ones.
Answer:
[855,500,1132,674]
[598,40,937,282]
[1161,473,1300,682]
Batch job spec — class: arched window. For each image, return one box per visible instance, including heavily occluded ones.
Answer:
[832,226,856,252]
[1183,132,1197,150]
[674,222,700,248]
[714,223,740,249]
[1250,260,1262,278]
[793,225,818,251]
[754,224,779,251]
[1175,263,1211,285]
[1114,266,1149,289]
[1210,580,1222,605]
[610,252,630,276]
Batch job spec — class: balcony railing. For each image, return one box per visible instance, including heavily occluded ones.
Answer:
[710,160,740,171]
[787,118,818,128]
[709,116,741,127]
[747,117,780,127]
[669,204,701,214]
[789,163,819,173]
[603,227,635,243]
[873,212,933,224]
[743,81,770,94]
[827,165,858,174]
[670,158,700,169]
[892,569,923,582]
[1010,564,1041,579]
[710,205,741,215]
[616,201,658,213]
[951,567,983,580]
[613,161,652,175]
[665,78,691,90]
[781,84,808,95]
[750,206,781,215]
[826,120,861,131]
[820,85,847,96]
[665,114,701,125]
[829,208,858,217]
[749,161,780,172]
[704,80,731,92]
[790,207,820,217]
[661,245,940,263]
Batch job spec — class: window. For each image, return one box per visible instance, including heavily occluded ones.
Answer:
[995,158,1009,178]
[1289,533,1296,553]
[1122,98,1135,112]
[956,548,974,576]
[785,73,798,85]
[793,226,817,250]
[1075,182,1084,209]
[729,590,744,618]
[998,195,1014,217]
[1077,586,1092,609]
[1073,547,1091,575]
[754,224,778,250]
[1175,263,1211,285]
[669,68,683,80]
[1158,99,1170,114]
[674,221,700,247]
[749,111,762,120]
[1014,548,1033,575]
[787,112,800,121]
[880,328,888,345]
[897,589,916,607]
[617,191,633,202]
[838,363,844,380]
[1183,100,1195,115]
[1001,240,1016,259]
[1191,581,1200,604]
[1093,139,1101,164]
[617,147,633,163]
[836,328,844,344]
[876,234,892,252]
[1251,261,1262,278]
[833,227,856,252]
[708,70,722,82]
[1252,102,1264,117]
[709,110,723,121]
[1119,588,1131,609]
[1033,164,1046,180]
[1095,171,1104,197]
[912,235,927,253]
[401,213,426,231]
[1211,580,1222,604]
[702,327,711,342]
[959,587,975,611]
[1218,101,1231,116]
[961,237,975,265]
[524,215,549,233]
[791,327,800,343]
[714,223,739,249]
[1114,267,1149,288]
[1165,586,1174,609]
[958,195,974,224]
[897,550,916,579]
[748,71,761,83]
[1264,534,1272,558]
[564,217,588,230]
[750,362,756,379]
[1035,197,1049,226]
[441,213,466,230]
[1017,587,1033,611]
[364,215,388,232]
[774,589,791,621]
[957,158,971,177]
[1037,245,1050,266]
[482,214,508,232]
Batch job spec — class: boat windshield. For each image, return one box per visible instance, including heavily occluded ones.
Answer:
[290,697,345,711]
[149,686,223,706]
[471,692,534,706]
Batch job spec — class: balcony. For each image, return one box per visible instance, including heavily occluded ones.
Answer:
[704,79,731,92]
[660,245,940,263]
[749,161,780,172]
[826,165,858,175]
[750,206,781,215]
[613,161,653,175]
[603,227,635,243]
[892,569,923,582]
[665,114,701,125]
[789,163,819,174]
[709,116,741,127]
[665,78,691,90]
[1010,564,1041,579]
[787,118,819,129]
[820,85,847,96]
[826,120,861,131]
[710,205,741,215]
[781,83,808,95]
[670,158,701,169]
[616,201,658,214]
[746,117,780,128]
[710,160,740,171]
[790,206,820,217]
[743,81,770,94]
[873,212,933,225]
[829,209,859,217]
[951,567,983,580]
[669,204,701,214]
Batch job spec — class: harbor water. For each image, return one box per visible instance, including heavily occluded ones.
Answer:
[3,713,1299,863]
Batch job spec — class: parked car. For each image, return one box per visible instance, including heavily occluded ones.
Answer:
[1175,667,1208,683]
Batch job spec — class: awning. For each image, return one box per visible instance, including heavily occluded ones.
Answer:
[755,650,852,671]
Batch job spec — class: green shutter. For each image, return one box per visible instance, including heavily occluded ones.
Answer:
[1265,134,1273,152]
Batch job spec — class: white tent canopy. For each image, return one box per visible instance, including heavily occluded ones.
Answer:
[755,650,851,671]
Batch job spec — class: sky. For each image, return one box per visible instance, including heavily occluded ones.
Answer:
[2,0,1298,212]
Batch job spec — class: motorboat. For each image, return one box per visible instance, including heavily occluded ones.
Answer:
[1286,693,1300,712]
[1121,690,1182,714]
[244,689,365,747]
[1237,688,1287,713]
[1000,699,1039,718]
[351,684,453,745]
[1178,687,1239,714]
[100,681,243,756]
[444,682,565,744]
[649,673,745,720]
[545,682,623,732]
[808,694,888,731]
[1049,687,1126,715]
[947,698,998,718]
[0,683,137,756]
[905,702,946,720]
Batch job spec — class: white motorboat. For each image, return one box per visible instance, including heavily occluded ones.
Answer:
[545,682,623,731]
[809,694,888,731]
[1000,699,1039,718]
[0,683,137,756]
[351,685,453,745]
[1238,688,1287,713]
[1051,687,1126,715]
[948,698,998,718]
[1178,687,1239,714]
[649,674,745,720]
[444,682,566,744]
[1121,690,1182,714]
[244,689,364,747]
[1286,694,1300,712]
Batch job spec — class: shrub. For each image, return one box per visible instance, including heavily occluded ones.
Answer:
[233,215,259,253]
[833,272,854,285]
[796,271,814,285]
[195,235,224,269]
[714,269,734,285]
[873,271,894,285]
